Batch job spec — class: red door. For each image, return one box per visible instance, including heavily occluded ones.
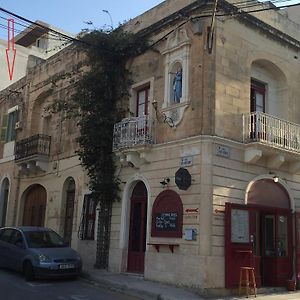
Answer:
[261,211,292,286]
[23,185,46,227]
[295,213,300,286]
[127,182,147,273]
[225,203,259,288]
[225,203,293,287]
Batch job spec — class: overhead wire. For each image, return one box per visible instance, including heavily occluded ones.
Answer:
[0,0,300,99]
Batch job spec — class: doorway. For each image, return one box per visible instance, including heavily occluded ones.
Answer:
[23,185,46,227]
[127,181,147,273]
[225,179,293,288]
[63,178,75,245]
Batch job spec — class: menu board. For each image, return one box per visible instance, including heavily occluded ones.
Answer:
[231,209,249,243]
[155,212,178,231]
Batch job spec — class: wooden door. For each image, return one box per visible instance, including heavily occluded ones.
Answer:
[23,185,46,227]
[261,211,292,286]
[127,182,147,273]
[295,213,300,286]
[225,203,260,288]
[63,189,75,245]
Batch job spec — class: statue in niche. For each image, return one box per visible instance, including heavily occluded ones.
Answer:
[173,68,182,103]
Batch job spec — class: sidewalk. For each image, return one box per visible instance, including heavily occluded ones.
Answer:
[81,268,300,300]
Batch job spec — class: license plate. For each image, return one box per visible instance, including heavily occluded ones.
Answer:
[59,264,75,269]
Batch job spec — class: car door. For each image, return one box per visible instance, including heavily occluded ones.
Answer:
[0,228,15,268]
[8,230,26,272]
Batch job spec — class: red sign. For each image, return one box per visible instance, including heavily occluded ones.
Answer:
[185,208,198,213]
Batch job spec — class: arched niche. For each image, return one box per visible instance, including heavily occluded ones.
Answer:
[251,59,288,119]
[151,189,183,238]
[247,179,290,209]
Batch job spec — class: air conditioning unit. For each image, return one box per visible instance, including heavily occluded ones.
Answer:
[15,121,22,130]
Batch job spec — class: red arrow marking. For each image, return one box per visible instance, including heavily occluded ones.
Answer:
[185,208,199,213]
[6,19,17,81]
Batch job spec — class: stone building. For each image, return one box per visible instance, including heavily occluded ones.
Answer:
[0,20,73,90]
[1,0,300,293]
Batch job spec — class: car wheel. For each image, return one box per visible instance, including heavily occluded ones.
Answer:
[24,261,35,281]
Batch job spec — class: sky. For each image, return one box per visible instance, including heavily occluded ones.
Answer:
[0,0,299,38]
[0,0,164,35]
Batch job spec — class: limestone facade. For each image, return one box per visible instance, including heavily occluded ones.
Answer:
[0,0,300,292]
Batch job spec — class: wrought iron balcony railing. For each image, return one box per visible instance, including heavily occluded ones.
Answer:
[15,134,51,161]
[113,115,154,151]
[243,112,300,152]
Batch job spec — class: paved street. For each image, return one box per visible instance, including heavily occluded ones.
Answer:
[0,269,141,300]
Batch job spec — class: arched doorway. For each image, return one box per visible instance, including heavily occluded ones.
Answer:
[225,179,292,288]
[127,181,147,273]
[63,178,75,245]
[0,178,9,227]
[23,185,46,227]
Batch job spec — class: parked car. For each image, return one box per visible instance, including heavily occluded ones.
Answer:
[0,226,82,281]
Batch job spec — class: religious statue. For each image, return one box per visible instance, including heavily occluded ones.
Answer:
[173,68,182,103]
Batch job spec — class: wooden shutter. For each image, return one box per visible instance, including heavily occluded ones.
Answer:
[0,114,8,142]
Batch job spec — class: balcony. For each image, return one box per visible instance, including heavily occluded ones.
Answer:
[113,115,154,151]
[15,134,51,172]
[243,112,300,172]
[113,115,154,168]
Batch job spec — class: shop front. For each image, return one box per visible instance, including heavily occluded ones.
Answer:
[225,178,297,288]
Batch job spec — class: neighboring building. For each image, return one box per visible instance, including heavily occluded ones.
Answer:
[0,20,73,90]
[1,0,300,294]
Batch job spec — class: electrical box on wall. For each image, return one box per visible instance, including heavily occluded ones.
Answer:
[184,228,197,241]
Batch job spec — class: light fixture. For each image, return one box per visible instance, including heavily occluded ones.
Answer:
[152,100,175,128]
[160,177,170,186]
[269,171,279,183]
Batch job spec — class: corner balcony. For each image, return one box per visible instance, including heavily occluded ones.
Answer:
[113,115,154,168]
[243,112,300,172]
[15,134,51,173]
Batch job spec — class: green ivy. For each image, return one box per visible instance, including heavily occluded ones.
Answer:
[53,28,148,205]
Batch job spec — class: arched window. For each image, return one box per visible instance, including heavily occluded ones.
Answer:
[0,178,9,227]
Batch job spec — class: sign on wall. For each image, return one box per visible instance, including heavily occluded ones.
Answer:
[231,209,249,243]
[151,190,183,238]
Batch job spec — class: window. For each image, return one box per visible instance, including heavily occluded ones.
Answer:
[251,79,266,113]
[0,228,14,243]
[278,215,288,257]
[78,194,97,240]
[0,106,18,143]
[136,87,150,117]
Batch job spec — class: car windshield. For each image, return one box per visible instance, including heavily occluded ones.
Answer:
[24,230,66,248]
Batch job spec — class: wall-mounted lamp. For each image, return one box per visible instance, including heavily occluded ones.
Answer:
[152,100,175,128]
[269,171,279,183]
[160,177,170,186]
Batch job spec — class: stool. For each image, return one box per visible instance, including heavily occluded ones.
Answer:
[239,267,257,298]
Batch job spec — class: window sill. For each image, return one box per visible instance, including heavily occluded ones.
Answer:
[147,242,179,253]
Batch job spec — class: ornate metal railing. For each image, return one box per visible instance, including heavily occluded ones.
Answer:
[113,115,154,151]
[243,112,300,152]
[15,134,51,161]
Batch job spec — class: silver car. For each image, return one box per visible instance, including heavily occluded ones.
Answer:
[0,226,82,281]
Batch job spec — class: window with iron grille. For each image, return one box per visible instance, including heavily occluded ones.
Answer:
[78,194,97,240]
